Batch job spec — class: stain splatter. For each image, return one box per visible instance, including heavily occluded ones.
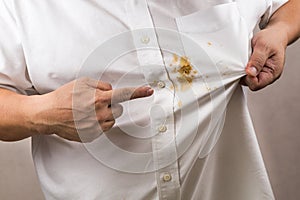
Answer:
[173,54,179,63]
[206,86,211,92]
[178,57,192,77]
[171,67,177,73]
[207,42,212,46]
[221,65,230,77]
[168,54,199,91]
[178,100,182,108]
[178,56,195,90]
[169,84,178,91]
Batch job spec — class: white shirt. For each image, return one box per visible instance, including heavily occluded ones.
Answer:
[0,0,288,199]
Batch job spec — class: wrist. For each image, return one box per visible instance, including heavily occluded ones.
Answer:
[266,17,298,46]
[21,94,53,136]
[264,22,289,48]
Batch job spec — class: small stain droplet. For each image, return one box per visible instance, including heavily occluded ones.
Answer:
[173,54,179,63]
[178,100,182,108]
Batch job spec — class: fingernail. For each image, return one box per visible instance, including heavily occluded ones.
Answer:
[146,88,154,96]
[248,67,257,76]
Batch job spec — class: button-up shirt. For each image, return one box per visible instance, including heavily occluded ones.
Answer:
[0,0,287,199]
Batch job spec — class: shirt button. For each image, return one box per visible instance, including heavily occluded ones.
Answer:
[163,173,172,182]
[158,125,167,133]
[141,36,150,44]
[157,81,166,88]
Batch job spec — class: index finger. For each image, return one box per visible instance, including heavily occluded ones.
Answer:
[104,86,154,104]
[85,78,112,91]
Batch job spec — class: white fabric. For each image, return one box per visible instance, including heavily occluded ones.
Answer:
[0,0,288,199]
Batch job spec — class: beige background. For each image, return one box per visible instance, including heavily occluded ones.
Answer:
[0,41,299,200]
[247,41,300,200]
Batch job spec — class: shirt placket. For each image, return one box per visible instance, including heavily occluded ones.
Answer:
[126,0,181,199]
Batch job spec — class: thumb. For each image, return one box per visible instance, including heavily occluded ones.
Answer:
[246,45,269,77]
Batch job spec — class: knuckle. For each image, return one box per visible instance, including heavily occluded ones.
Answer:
[101,126,108,132]
[97,111,108,122]
[249,84,262,91]
[98,81,112,89]
[244,76,253,88]
[99,81,112,90]
[110,120,116,127]
[95,94,109,104]
[79,77,90,83]
[249,86,259,91]
[253,36,268,50]
[101,120,115,132]
[97,113,104,122]
[265,66,276,74]
[245,78,259,91]
[105,82,113,90]
[99,122,108,132]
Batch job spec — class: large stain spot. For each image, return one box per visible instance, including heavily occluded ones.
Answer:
[169,54,198,91]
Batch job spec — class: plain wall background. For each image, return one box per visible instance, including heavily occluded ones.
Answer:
[247,41,300,200]
[0,42,299,200]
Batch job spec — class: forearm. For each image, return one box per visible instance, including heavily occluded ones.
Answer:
[0,88,39,141]
[266,0,300,45]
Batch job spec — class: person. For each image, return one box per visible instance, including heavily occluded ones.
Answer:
[0,0,299,199]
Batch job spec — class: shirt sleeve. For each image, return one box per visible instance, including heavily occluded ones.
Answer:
[259,0,289,29]
[0,0,32,94]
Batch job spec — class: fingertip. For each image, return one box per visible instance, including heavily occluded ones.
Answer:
[146,88,154,96]
[130,86,153,99]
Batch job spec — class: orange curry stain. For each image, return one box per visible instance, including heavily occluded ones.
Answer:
[177,56,195,91]
[170,54,199,91]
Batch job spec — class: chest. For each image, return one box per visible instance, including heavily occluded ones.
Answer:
[14,0,267,93]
